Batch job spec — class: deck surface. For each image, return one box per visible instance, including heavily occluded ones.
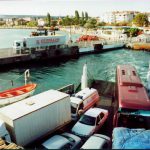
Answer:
[0,138,23,149]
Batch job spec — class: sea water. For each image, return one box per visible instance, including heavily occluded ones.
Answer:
[0,29,149,94]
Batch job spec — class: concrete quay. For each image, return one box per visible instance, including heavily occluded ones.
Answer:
[0,46,79,66]
[0,42,125,66]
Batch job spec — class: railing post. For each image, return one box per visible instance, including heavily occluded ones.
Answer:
[24,69,30,85]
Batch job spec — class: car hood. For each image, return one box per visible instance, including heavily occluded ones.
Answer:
[72,122,95,137]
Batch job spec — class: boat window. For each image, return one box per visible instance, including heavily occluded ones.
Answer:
[79,115,96,126]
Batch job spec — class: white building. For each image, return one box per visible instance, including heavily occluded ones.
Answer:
[100,12,116,24]
[115,11,134,23]
[100,11,138,24]
[38,18,45,26]
[136,34,150,43]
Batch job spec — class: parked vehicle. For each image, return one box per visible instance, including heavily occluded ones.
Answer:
[70,88,99,120]
[81,134,111,149]
[13,34,66,53]
[113,65,150,129]
[0,90,71,146]
[112,127,150,149]
[41,132,81,149]
[71,108,108,138]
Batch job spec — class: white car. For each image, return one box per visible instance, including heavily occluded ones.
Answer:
[41,132,81,149]
[71,107,108,138]
[81,134,111,149]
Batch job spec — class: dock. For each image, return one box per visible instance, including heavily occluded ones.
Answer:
[0,46,79,66]
[0,42,124,66]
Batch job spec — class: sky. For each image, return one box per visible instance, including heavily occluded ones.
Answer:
[0,0,150,17]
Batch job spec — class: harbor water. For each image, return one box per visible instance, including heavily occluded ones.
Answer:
[0,29,149,94]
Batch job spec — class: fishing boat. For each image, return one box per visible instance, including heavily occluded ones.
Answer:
[0,83,37,106]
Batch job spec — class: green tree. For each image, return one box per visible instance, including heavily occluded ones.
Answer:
[84,18,97,34]
[75,10,80,20]
[82,11,84,20]
[61,16,73,26]
[47,13,51,27]
[133,13,149,27]
[127,28,140,37]
[26,21,38,27]
[97,22,106,26]
[51,20,57,27]
[74,10,80,25]
[85,12,88,21]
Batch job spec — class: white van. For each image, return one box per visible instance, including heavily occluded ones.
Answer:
[70,88,100,120]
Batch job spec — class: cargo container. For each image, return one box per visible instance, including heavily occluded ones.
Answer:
[0,89,71,146]
[13,34,66,53]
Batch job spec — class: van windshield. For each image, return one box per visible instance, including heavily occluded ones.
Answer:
[71,102,78,114]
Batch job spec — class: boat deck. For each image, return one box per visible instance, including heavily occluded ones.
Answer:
[27,80,115,148]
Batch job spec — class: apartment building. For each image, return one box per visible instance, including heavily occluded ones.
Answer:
[100,11,139,24]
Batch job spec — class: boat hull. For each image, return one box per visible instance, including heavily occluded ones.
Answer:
[0,89,35,106]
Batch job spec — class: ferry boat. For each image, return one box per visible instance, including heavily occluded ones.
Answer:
[0,83,37,106]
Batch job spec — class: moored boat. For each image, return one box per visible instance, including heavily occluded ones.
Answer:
[0,83,37,106]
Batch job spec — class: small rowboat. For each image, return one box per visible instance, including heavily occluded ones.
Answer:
[0,83,37,106]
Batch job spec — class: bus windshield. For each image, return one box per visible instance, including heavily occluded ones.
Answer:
[117,113,150,129]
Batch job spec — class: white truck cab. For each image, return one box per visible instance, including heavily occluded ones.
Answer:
[70,88,100,120]
[13,40,24,53]
[0,119,11,143]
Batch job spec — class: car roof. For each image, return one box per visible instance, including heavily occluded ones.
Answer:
[42,135,69,149]
[70,97,82,105]
[85,108,108,118]
[81,134,109,149]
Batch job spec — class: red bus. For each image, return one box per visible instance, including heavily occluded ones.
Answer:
[113,65,150,129]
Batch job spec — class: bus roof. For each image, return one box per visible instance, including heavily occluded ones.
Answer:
[117,65,150,110]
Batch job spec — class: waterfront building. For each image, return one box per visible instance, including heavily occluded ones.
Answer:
[136,34,150,43]
[38,18,45,26]
[100,11,139,24]
[5,18,14,26]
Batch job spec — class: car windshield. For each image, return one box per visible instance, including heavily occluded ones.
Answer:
[79,115,96,126]
[61,134,75,143]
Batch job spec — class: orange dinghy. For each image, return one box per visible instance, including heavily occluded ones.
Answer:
[0,83,37,106]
